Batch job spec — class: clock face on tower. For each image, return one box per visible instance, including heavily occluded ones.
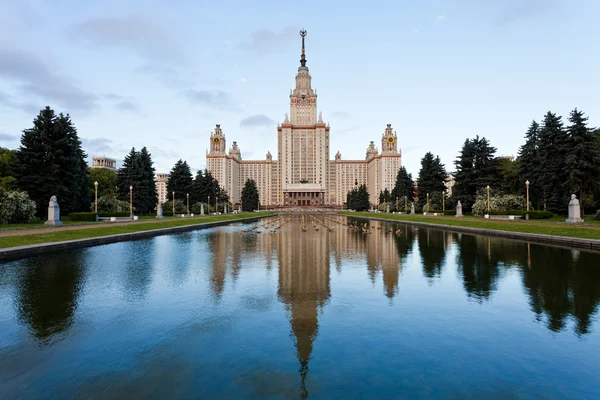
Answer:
[387,136,395,144]
[213,137,220,144]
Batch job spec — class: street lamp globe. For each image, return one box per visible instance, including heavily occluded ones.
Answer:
[94,181,98,187]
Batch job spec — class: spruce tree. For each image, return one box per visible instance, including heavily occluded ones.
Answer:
[391,166,414,208]
[137,147,158,213]
[417,152,447,209]
[15,107,89,217]
[166,159,193,201]
[538,112,568,213]
[564,109,600,208]
[518,121,541,208]
[453,136,498,212]
[116,147,140,203]
[241,179,259,211]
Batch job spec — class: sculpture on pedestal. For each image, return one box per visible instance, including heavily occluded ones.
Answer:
[156,203,163,218]
[566,194,584,223]
[45,195,63,226]
[456,201,463,218]
[410,203,415,215]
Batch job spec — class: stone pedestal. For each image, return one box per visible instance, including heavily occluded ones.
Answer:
[386,204,390,213]
[456,201,463,218]
[201,203,205,215]
[566,194,584,223]
[45,195,63,226]
[156,203,163,218]
[224,205,227,214]
[410,204,415,215]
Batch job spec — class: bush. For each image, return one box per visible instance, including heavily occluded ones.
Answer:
[523,210,553,219]
[592,210,600,221]
[69,212,130,221]
[0,190,36,224]
[162,199,186,213]
[472,193,526,216]
[91,194,131,213]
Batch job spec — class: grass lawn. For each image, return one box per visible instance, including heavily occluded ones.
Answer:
[0,212,272,249]
[339,211,600,240]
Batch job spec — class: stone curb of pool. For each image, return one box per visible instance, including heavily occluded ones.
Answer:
[346,215,600,251]
[0,215,271,262]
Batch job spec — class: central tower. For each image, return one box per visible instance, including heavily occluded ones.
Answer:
[277,30,330,206]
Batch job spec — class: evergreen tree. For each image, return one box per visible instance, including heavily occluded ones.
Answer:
[241,179,259,211]
[378,188,391,205]
[58,113,89,213]
[518,121,542,208]
[564,109,600,208]
[116,148,141,206]
[136,147,158,213]
[496,157,521,195]
[15,107,89,217]
[538,112,569,213]
[347,184,369,211]
[166,159,193,200]
[191,169,206,204]
[453,136,498,212]
[417,152,447,209]
[390,166,414,208]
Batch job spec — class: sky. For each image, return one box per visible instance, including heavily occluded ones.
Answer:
[1,0,599,177]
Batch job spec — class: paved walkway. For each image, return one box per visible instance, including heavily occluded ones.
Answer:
[0,218,197,238]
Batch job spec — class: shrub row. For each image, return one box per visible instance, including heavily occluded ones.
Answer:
[68,212,130,221]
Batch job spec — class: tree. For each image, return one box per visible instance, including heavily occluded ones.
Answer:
[417,152,447,209]
[167,159,193,200]
[497,157,521,195]
[378,188,391,205]
[518,120,542,209]
[15,107,89,217]
[0,147,17,190]
[115,147,157,214]
[88,167,117,197]
[241,179,259,211]
[538,112,569,213]
[564,109,600,211]
[347,184,369,211]
[390,166,414,208]
[453,136,499,212]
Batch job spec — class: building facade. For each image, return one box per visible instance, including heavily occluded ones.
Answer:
[91,157,117,171]
[155,173,169,204]
[206,31,402,207]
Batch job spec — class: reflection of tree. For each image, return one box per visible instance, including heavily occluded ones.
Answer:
[394,225,415,261]
[418,228,446,283]
[16,252,85,345]
[121,240,155,301]
[455,234,501,302]
[521,246,600,335]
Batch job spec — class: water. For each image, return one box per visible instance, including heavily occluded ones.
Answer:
[1,215,599,399]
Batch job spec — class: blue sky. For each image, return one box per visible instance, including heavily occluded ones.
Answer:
[1,0,599,177]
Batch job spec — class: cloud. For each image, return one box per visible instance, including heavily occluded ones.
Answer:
[181,89,240,112]
[0,45,98,112]
[332,111,350,119]
[81,137,114,156]
[115,100,140,113]
[237,27,300,55]
[69,15,184,64]
[0,132,18,142]
[240,114,275,129]
[435,14,447,22]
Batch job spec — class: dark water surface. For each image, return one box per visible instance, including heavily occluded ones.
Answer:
[1,215,600,399]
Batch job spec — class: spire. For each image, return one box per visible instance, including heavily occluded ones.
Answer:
[299,29,307,68]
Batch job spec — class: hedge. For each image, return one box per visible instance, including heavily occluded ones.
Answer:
[68,212,130,221]
[427,210,456,216]
[484,210,553,219]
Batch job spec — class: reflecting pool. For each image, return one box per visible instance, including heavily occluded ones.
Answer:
[1,215,600,399]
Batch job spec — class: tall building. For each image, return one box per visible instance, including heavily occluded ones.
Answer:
[91,157,117,171]
[155,173,169,204]
[206,31,402,207]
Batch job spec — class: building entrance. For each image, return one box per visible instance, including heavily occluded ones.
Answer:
[284,192,325,206]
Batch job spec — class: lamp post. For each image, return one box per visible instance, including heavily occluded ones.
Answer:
[208,196,210,214]
[172,191,175,215]
[94,181,98,214]
[487,185,490,213]
[525,180,530,211]
[404,196,407,212]
[395,197,398,212]
[186,193,189,215]
[442,190,445,212]
[129,186,133,217]
[426,193,429,212]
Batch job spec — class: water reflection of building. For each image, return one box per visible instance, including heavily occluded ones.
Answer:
[276,217,330,398]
